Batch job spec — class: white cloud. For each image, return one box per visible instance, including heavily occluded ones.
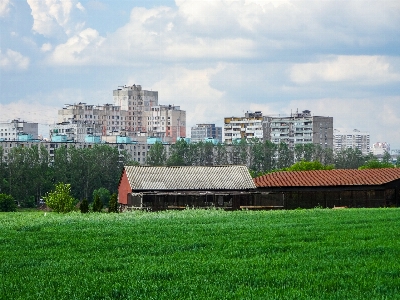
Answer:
[41,43,52,52]
[27,0,84,37]
[0,0,11,17]
[149,65,228,131]
[49,28,104,65]
[290,56,400,84]
[0,49,30,70]
[0,101,58,125]
[76,2,84,12]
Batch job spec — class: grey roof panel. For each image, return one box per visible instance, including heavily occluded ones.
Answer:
[124,165,256,191]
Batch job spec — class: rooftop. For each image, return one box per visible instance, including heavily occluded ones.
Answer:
[254,168,400,188]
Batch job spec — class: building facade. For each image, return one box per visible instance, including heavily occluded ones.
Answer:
[334,129,370,155]
[224,112,263,144]
[263,110,333,150]
[113,85,186,142]
[0,120,38,141]
[191,124,222,144]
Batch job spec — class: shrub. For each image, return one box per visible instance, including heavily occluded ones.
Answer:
[0,193,17,212]
[92,194,103,212]
[80,198,89,214]
[43,183,75,213]
[108,193,119,213]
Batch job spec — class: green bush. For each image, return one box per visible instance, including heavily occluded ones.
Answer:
[92,194,103,212]
[108,193,119,213]
[80,198,89,214]
[0,193,17,212]
[43,183,76,213]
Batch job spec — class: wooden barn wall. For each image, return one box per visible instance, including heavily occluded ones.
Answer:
[257,188,397,209]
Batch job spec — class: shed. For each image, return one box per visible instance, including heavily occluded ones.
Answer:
[118,165,257,210]
[254,169,400,209]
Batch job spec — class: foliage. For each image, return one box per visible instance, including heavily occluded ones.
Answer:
[146,141,166,166]
[108,193,119,213]
[93,187,111,208]
[359,159,395,170]
[283,160,334,171]
[334,148,365,169]
[166,138,189,166]
[80,198,89,213]
[43,183,75,213]
[0,193,16,212]
[92,194,103,212]
[1,209,400,299]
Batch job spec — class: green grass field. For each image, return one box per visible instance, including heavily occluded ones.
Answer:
[1,208,400,299]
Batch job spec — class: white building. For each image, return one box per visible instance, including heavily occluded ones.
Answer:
[113,84,186,142]
[372,142,390,157]
[263,110,333,150]
[191,124,223,143]
[0,119,38,141]
[224,112,264,144]
[334,129,370,155]
[58,103,126,136]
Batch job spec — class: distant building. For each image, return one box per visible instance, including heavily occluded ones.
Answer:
[0,119,38,141]
[263,110,333,150]
[224,111,263,144]
[372,142,390,157]
[334,129,370,155]
[58,103,126,136]
[113,84,186,142]
[191,124,222,144]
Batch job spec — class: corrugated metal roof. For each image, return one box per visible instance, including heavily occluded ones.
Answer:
[254,168,400,188]
[124,165,256,190]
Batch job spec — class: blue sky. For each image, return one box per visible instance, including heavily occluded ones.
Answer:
[1,0,400,148]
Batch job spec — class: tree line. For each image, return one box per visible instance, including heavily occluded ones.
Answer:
[0,144,133,207]
[147,139,396,176]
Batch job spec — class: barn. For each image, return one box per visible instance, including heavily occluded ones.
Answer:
[118,165,257,210]
[254,168,400,209]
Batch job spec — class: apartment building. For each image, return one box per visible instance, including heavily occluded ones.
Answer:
[113,84,186,142]
[0,119,38,141]
[145,105,186,143]
[263,110,333,150]
[191,124,222,144]
[224,111,263,144]
[333,129,370,155]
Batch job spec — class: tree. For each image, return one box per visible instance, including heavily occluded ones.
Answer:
[43,183,76,213]
[166,138,189,166]
[146,141,166,166]
[359,159,394,170]
[92,194,103,212]
[276,142,293,170]
[108,193,119,213]
[284,160,334,171]
[214,143,228,165]
[0,193,17,212]
[80,198,89,213]
[334,148,365,169]
[93,187,111,208]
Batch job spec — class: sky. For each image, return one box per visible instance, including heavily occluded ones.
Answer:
[1,0,400,148]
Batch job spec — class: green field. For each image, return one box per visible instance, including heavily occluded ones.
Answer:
[1,208,400,299]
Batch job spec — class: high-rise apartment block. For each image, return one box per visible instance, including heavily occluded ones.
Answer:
[0,119,38,141]
[54,103,126,142]
[263,110,333,150]
[224,111,263,144]
[333,129,370,155]
[191,124,222,144]
[113,85,185,142]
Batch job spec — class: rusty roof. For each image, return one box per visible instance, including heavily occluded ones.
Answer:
[124,165,256,190]
[254,168,400,188]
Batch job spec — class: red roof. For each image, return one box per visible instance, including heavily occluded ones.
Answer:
[254,168,400,188]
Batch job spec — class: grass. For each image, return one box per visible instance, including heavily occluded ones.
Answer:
[1,208,400,299]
